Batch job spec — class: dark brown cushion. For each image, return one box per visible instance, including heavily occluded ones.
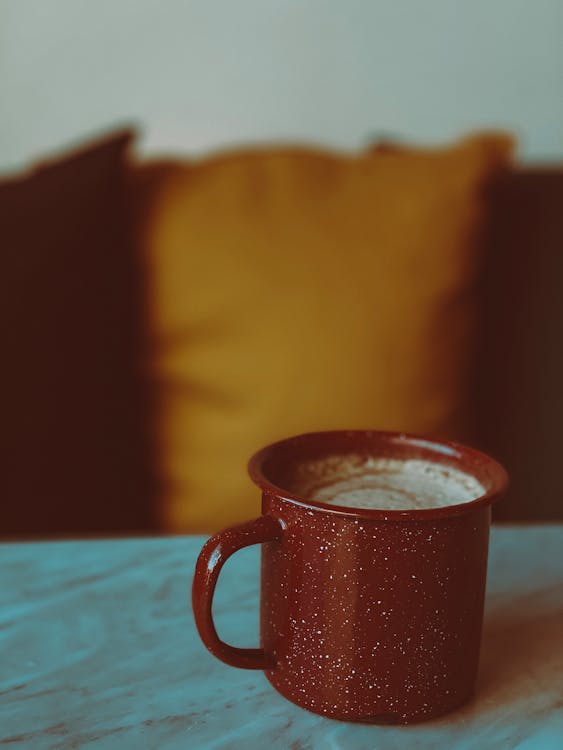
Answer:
[0,131,156,537]
[475,167,563,521]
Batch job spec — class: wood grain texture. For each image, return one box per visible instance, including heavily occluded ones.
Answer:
[1,527,562,749]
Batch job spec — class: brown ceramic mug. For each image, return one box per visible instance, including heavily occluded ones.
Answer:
[192,430,508,724]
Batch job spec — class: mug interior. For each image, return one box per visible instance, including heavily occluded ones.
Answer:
[248,430,509,519]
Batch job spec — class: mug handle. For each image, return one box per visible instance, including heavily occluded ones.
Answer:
[192,514,282,669]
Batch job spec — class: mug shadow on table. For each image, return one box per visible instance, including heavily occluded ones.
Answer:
[454,586,563,721]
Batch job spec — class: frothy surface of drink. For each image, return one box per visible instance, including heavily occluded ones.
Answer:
[293,455,484,511]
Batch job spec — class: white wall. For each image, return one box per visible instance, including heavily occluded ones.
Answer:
[1,0,562,173]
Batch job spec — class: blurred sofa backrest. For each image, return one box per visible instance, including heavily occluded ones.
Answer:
[0,130,561,537]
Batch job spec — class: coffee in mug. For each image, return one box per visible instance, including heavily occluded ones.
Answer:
[289,455,485,510]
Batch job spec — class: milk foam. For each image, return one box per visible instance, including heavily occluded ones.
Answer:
[294,455,484,511]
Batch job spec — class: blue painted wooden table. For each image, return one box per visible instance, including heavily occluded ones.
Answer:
[1,526,562,749]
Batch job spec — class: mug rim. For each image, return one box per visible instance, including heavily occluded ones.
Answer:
[248,429,509,521]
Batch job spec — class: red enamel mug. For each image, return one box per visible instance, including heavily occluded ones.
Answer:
[192,430,508,724]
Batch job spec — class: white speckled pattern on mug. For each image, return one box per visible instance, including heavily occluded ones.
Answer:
[261,493,490,723]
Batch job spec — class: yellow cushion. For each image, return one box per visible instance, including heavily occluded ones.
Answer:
[136,134,513,532]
